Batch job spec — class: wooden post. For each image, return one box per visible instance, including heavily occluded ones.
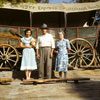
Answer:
[29,12,32,27]
[64,12,67,37]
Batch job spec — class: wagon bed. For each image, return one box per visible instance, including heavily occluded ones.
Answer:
[0,25,100,69]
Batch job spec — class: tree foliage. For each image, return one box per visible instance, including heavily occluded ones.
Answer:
[0,0,38,7]
[0,0,49,6]
[0,0,49,3]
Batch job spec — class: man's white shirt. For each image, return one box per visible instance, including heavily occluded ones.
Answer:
[36,33,55,49]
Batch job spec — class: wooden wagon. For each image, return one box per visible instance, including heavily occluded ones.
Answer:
[0,1,100,70]
[0,25,100,70]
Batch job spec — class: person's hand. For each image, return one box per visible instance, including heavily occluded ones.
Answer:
[27,45,32,48]
[30,41,36,48]
[50,53,53,58]
[36,53,40,59]
[54,51,58,54]
[30,41,32,45]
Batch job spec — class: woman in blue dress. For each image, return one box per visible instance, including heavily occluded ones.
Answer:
[20,29,37,80]
[55,32,71,79]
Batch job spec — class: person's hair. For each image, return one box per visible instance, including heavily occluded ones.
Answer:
[24,28,32,36]
[58,31,64,35]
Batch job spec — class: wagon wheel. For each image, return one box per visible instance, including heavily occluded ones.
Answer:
[0,44,19,69]
[68,38,95,68]
[95,50,100,66]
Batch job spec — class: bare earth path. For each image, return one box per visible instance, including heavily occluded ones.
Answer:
[0,69,100,100]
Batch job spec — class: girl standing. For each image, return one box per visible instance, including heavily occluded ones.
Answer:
[20,29,37,80]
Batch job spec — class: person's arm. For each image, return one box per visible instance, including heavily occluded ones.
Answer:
[54,49,58,54]
[50,36,55,58]
[19,40,32,48]
[36,49,40,59]
[36,37,40,59]
[67,39,71,52]
[50,48,54,58]
[67,48,71,52]
[30,40,36,48]
[54,40,58,54]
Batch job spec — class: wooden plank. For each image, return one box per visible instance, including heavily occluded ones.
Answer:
[23,78,90,83]
[0,67,10,70]
[0,78,12,83]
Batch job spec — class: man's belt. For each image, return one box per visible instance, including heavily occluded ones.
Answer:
[41,46,51,48]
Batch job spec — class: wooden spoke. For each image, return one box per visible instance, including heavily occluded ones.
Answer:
[7,60,13,68]
[83,49,91,53]
[68,53,75,55]
[4,61,7,65]
[81,57,88,65]
[0,50,3,55]
[83,55,91,62]
[83,54,93,56]
[70,58,76,65]
[3,46,6,55]
[95,51,100,65]
[0,62,4,67]
[8,58,16,63]
[69,55,75,59]
[75,59,78,67]
[8,50,15,55]
[81,44,88,51]
[70,49,76,53]
[80,41,84,50]
[9,55,17,58]
[6,47,10,55]
[79,58,82,66]
[76,41,79,50]
[70,42,77,51]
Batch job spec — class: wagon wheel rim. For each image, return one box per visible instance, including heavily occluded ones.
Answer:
[68,38,95,68]
[0,44,19,69]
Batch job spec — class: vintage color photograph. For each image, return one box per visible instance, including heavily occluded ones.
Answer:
[0,0,100,100]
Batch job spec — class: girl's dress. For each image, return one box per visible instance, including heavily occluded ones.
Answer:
[55,39,70,72]
[20,37,37,71]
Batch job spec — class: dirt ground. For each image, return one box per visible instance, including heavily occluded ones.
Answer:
[0,68,100,100]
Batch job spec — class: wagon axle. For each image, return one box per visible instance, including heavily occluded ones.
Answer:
[1,54,9,60]
[75,50,83,57]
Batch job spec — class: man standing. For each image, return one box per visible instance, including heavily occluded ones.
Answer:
[36,24,55,79]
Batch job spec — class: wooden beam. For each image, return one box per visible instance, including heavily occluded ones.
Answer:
[0,67,10,70]
[0,78,12,83]
[23,77,90,84]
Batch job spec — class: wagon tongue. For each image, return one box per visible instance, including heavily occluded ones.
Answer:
[9,29,22,38]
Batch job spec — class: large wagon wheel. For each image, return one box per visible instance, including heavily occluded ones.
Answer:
[68,38,95,68]
[95,50,100,66]
[0,44,19,69]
